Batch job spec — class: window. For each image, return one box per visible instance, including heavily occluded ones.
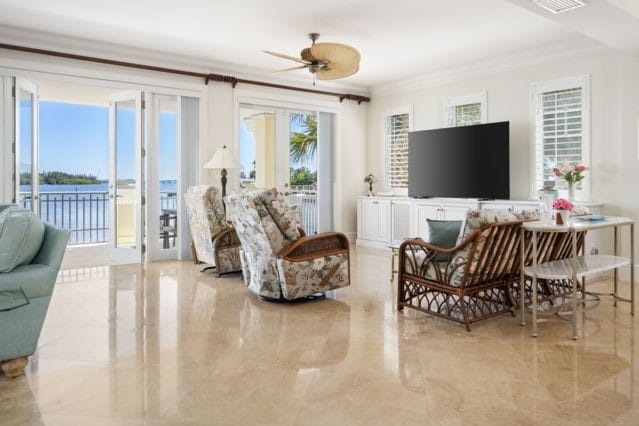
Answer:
[531,75,589,196]
[384,107,412,190]
[444,92,487,127]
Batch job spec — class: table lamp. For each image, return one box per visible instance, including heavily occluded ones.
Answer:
[204,145,240,198]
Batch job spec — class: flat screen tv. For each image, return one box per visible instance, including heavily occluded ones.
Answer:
[408,121,509,199]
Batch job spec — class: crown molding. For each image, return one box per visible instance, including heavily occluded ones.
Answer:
[370,37,608,98]
[0,24,369,96]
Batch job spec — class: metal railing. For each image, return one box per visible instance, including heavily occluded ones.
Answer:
[19,191,178,246]
[290,186,317,235]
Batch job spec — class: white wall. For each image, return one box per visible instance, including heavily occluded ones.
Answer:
[368,48,639,262]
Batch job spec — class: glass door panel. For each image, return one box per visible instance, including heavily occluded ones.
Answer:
[147,94,179,261]
[288,111,318,234]
[14,78,39,213]
[109,92,143,264]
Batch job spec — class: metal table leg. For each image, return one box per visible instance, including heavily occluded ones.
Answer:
[532,230,538,337]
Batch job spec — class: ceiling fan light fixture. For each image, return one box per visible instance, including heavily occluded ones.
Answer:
[264,33,360,82]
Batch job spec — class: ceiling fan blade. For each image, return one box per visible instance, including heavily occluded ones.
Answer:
[311,43,360,66]
[263,50,311,65]
[273,65,308,73]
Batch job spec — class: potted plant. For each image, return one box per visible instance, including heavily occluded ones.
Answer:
[552,161,587,200]
[364,174,377,197]
[552,198,574,225]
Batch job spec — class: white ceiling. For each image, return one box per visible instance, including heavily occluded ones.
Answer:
[0,0,634,89]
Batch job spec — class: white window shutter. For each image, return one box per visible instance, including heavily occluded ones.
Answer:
[534,86,584,191]
[384,113,410,189]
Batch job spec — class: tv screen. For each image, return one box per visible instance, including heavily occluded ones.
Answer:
[408,121,510,199]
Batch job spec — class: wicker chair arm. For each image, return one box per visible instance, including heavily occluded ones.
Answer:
[212,226,241,250]
[399,230,479,258]
[277,232,350,261]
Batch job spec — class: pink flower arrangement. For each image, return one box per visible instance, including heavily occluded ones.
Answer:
[552,160,588,185]
[552,198,574,211]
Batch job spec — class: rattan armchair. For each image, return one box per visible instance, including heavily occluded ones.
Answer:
[398,210,526,330]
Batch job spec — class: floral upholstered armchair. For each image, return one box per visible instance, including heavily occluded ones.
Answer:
[225,188,350,301]
[184,185,241,276]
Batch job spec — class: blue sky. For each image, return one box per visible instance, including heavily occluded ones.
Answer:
[37,101,177,180]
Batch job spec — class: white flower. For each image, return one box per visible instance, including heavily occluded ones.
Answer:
[312,258,325,271]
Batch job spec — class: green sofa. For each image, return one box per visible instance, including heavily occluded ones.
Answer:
[0,204,69,378]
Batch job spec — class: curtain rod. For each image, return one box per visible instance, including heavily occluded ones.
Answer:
[0,43,371,104]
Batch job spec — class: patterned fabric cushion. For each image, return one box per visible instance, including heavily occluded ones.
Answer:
[278,252,350,300]
[185,185,230,266]
[448,210,522,287]
[257,188,302,241]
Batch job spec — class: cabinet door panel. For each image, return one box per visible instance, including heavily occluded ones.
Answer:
[377,200,391,242]
[391,201,412,244]
[360,199,376,240]
[414,204,440,240]
[443,206,471,221]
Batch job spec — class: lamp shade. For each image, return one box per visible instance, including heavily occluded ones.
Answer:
[205,145,240,169]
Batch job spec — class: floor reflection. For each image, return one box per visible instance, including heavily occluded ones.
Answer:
[1,250,638,424]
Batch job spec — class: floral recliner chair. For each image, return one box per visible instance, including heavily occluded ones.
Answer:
[185,186,241,276]
[225,188,350,301]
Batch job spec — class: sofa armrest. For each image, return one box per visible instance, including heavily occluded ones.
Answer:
[277,232,349,261]
[0,264,59,299]
[33,224,70,269]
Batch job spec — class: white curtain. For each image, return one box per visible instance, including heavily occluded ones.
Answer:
[318,112,335,233]
[179,96,199,259]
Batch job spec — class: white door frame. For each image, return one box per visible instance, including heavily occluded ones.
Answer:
[146,93,182,262]
[13,77,39,212]
[108,90,144,264]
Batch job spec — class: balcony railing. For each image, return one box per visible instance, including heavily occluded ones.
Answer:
[290,186,317,235]
[19,191,177,246]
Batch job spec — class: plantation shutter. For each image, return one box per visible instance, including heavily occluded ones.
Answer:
[447,103,482,127]
[384,113,410,189]
[534,87,584,191]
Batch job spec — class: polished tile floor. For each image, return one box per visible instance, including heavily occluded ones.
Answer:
[1,247,638,425]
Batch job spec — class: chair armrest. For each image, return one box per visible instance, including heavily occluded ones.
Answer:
[212,227,241,249]
[277,232,349,261]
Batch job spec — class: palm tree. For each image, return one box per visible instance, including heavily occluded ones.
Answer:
[289,113,317,163]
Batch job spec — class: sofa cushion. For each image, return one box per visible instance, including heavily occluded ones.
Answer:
[427,219,462,262]
[258,188,302,241]
[0,206,45,273]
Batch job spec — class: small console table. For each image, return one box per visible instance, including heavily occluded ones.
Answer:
[521,216,635,340]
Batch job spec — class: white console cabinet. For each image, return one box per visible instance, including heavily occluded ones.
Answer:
[356,196,602,249]
[357,198,391,243]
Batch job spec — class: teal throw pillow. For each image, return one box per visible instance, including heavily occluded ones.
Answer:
[427,219,463,262]
[0,206,45,272]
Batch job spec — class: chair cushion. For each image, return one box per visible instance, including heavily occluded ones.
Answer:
[0,207,45,273]
[427,219,462,262]
[258,188,301,241]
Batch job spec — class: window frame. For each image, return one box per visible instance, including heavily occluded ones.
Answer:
[383,105,413,194]
[529,75,590,200]
[443,91,487,127]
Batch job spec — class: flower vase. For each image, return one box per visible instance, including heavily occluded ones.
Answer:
[555,210,569,225]
[567,183,575,201]
[368,182,374,197]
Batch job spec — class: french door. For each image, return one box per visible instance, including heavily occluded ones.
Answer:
[108,91,144,264]
[238,104,334,234]
[13,78,39,213]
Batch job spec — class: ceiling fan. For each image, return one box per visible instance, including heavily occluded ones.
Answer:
[263,33,360,83]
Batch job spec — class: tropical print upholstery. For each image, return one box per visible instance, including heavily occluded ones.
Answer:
[185,185,242,274]
[225,188,350,300]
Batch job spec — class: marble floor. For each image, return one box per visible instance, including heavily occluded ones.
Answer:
[1,246,638,425]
